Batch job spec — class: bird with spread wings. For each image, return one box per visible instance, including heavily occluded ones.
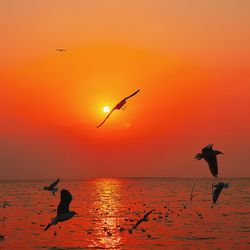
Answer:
[195,144,223,178]
[44,189,77,231]
[97,89,140,128]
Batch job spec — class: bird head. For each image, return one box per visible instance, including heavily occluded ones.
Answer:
[215,150,223,155]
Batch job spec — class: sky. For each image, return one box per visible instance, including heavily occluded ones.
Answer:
[0,0,250,179]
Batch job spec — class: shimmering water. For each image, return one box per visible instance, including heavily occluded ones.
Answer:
[0,178,250,249]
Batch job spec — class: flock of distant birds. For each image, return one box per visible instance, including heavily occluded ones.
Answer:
[0,54,229,241]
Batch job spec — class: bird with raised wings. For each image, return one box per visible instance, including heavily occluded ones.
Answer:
[43,179,60,196]
[97,89,140,128]
[195,144,223,178]
[44,189,77,231]
[212,182,229,204]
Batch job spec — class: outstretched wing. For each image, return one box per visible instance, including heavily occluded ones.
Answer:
[202,144,213,154]
[96,108,115,128]
[122,89,140,101]
[204,155,218,177]
[57,189,72,216]
[49,178,60,189]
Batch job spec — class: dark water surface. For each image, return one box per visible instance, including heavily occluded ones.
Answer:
[0,178,250,249]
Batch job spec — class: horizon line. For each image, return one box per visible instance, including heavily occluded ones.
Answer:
[0,176,249,181]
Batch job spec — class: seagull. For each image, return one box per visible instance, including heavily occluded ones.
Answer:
[97,89,140,128]
[212,182,229,204]
[43,179,60,196]
[133,209,155,229]
[195,144,223,178]
[44,189,77,231]
[190,184,195,202]
[56,48,66,52]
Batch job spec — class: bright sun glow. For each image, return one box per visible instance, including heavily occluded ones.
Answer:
[103,106,110,113]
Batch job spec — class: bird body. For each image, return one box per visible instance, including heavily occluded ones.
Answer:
[195,144,223,177]
[212,182,229,204]
[44,211,76,231]
[44,189,77,231]
[97,89,140,128]
[56,48,66,52]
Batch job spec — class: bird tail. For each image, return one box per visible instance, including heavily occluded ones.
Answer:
[195,153,203,160]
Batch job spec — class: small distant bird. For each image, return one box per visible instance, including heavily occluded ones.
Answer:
[44,189,77,231]
[190,184,195,202]
[195,144,223,178]
[56,48,66,52]
[97,89,140,128]
[43,179,60,195]
[133,209,155,229]
[212,182,229,204]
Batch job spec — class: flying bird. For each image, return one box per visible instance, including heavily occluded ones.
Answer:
[97,89,140,128]
[133,209,155,229]
[44,189,77,231]
[43,179,60,196]
[195,144,223,178]
[56,48,66,52]
[190,184,195,202]
[212,182,229,204]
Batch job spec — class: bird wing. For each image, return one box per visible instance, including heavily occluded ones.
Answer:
[49,179,60,188]
[190,184,195,200]
[142,209,155,220]
[202,144,213,153]
[57,189,72,216]
[96,108,115,128]
[212,184,224,204]
[122,89,140,101]
[204,155,218,177]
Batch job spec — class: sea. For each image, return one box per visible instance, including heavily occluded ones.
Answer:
[0,178,250,249]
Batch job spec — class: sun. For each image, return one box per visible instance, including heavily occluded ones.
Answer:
[103,106,110,113]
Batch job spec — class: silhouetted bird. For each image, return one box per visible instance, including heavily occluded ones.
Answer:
[195,144,223,178]
[56,48,66,52]
[212,182,229,204]
[97,89,140,128]
[43,179,60,195]
[133,209,155,229]
[44,189,77,231]
[190,184,195,202]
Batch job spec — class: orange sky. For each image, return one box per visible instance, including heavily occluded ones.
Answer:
[1,0,250,179]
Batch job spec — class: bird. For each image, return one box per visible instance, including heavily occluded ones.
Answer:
[44,189,77,231]
[212,182,229,204]
[56,48,66,52]
[195,144,223,178]
[43,179,60,195]
[97,89,140,128]
[190,184,195,202]
[133,209,155,229]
